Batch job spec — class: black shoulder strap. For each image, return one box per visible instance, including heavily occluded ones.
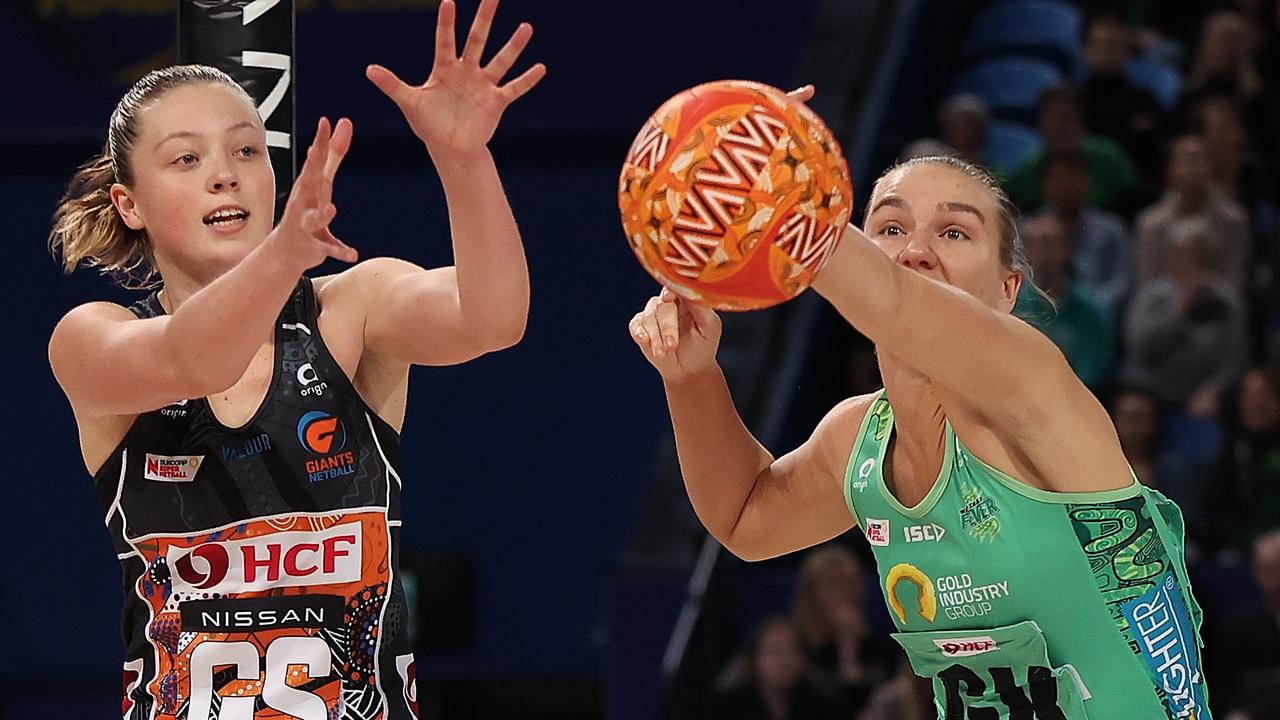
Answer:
[128,291,164,319]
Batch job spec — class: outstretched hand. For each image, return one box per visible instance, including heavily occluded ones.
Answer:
[366,0,546,160]
[268,117,358,271]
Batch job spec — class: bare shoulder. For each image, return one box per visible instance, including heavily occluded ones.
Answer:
[49,301,137,368]
[314,257,431,293]
[809,391,883,475]
[823,391,880,428]
[53,300,137,331]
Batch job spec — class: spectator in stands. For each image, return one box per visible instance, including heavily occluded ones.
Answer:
[1208,367,1280,556]
[1005,86,1142,214]
[937,94,988,167]
[1040,150,1134,307]
[1109,384,1208,545]
[857,653,936,720]
[1196,96,1276,248]
[792,544,887,717]
[708,616,845,720]
[1180,9,1268,144]
[1135,134,1251,290]
[1207,528,1280,715]
[1123,218,1249,410]
[1080,13,1164,174]
[1017,213,1115,392]
[898,94,989,169]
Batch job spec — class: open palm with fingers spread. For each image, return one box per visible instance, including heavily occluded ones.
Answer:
[365,0,546,159]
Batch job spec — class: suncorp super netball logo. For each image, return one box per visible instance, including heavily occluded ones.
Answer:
[167,522,363,595]
[297,411,357,483]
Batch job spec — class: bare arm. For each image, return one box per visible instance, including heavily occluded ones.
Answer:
[813,225,1077,421]
[50,119,358,417]
[330,253,523,368]
[51,244,309,416]
[356,0,545,363]
[812,224,1127,491]
[632,290,859,561]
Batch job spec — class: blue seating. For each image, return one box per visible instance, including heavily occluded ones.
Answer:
[966,0,1083,75]
[955,56,1064,124]
[983,119,1044,175]
[1126,54,1182,110]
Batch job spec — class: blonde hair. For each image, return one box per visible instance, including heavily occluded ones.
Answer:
[48,64,252,289]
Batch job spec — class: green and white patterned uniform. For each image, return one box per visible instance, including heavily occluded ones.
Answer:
[846,391,1211,719]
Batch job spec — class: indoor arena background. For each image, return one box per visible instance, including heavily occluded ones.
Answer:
[2,1,1278,719]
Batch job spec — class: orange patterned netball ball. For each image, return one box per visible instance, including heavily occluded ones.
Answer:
[619,80,853,311]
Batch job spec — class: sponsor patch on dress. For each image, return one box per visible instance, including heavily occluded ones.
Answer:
[144,454,203,482]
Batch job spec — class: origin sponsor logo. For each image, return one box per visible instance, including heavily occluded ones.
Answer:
[180,595,344,632]
[221,433,272,462]
[934,636,999,657]
[1122,572,1207,719]
[864,518,890,546]
[297,362,329,397]
[144,454,202,482]
[160,399,190,418]
[167,522,362,595]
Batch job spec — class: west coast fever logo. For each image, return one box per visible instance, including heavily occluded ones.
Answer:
[959,482,1002,542]
[886,563,1012,624]
[297,411,356,483]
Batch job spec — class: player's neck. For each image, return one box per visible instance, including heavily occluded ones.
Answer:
[877,352,948,468]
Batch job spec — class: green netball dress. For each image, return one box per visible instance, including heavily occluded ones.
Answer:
[846,391,1210,719]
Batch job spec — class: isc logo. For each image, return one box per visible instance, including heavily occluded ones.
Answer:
[167,522,362,595]
[904,523,946,543]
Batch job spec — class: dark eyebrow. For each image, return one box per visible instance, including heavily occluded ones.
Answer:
[938,201,986,224]
[155,121,258,151]
[869,196,909,215]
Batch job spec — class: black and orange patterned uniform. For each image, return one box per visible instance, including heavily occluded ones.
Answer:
[94,279,419,720]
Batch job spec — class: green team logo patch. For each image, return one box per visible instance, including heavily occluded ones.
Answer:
[959,482,1001,541]
[871,398,892,442]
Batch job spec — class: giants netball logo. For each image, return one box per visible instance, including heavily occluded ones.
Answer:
[298,411,346,455]
[297,411,357,483]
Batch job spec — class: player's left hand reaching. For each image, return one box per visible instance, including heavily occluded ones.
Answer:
[366,0,546,162]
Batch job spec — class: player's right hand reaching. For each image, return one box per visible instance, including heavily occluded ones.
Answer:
[629,287,723,382]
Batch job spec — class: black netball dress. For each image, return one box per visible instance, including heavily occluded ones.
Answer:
[94,278,419,720]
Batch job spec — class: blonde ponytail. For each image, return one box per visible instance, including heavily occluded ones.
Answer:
[49,153,156,289]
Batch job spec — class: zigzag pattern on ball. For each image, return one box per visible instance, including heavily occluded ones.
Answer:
[665,108,788,279]
[625,118,669,174]
[774,214,842,272]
